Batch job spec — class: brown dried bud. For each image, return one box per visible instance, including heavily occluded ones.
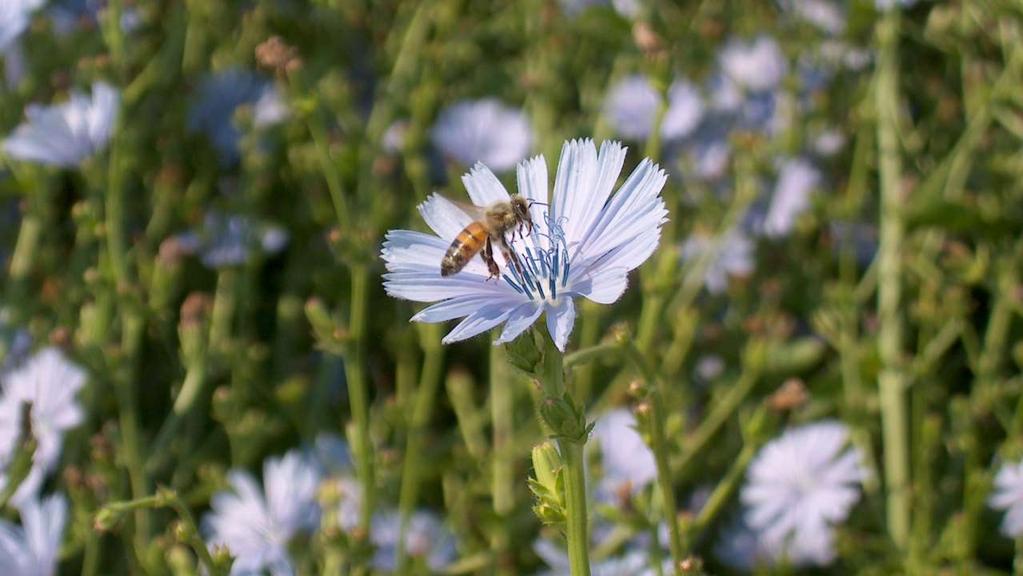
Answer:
[768,378,809,412]
[679,555,704,573]
[48,327,71,348]
[255,36,302,76]
[632,22,663,56]
[158,237,189,265]
[180,292,212,329]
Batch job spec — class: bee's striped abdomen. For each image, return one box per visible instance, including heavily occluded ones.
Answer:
[441,222,488,276]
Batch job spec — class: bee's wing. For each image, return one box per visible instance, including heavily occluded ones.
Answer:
[442,196,488,221]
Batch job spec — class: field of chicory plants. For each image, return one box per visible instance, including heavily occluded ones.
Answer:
[1,0,1023,574]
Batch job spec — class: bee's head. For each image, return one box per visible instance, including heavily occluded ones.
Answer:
[511,196,532,226]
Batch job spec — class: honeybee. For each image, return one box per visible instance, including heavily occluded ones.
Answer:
[441,196,534,279]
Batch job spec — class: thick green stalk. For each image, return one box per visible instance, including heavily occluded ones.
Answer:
[490,341,515,575]
[396,324,444,571]
[544,337,590,576]
[876,8,910,551]
[346,266,374,535]
[561,441,590,576]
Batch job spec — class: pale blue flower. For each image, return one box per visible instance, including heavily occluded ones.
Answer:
[812,128,846,157]
[739,420,867,567]
[0,494,67,576]
[0,0,43,52]
[592,408,656,502]
[988,458,1023,538]
[680,229,754,294]
[558,0,641,18]
[0,348,86,505]
[784,0,846,35]
[830,221,877,266]
[50,0,141,36]
[371,510,456,572]
[534,531,668,576]
[188,70,284,164]
[310,433,361,532]
[203,450,321,576]
[431,99,533,172]
[176,212,288,269]
[3,82,120,167]
[762,158,821,238]
[875,0,916,10]
[719,36,788,93]
[382,139,668,351]
[604,76,704,142]
[3,42,27,88]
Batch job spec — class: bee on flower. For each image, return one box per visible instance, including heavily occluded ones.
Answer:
[382,138,668,351]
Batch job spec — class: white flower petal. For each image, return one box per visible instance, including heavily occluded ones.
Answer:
[494,302,544,344]
[418,194,475,241]
[544,298,576,352]
[442,301,521,344]
[462,163,512,207]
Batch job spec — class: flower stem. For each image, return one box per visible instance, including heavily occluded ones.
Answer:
[543,335,590,576]
[346,265,375,535]
[876,7,910,552]
[490,340,515,575]
[397,323,444,571]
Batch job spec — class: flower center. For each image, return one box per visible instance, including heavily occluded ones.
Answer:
[500,211,571,304]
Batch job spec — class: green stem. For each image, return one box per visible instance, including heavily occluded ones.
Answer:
[345,266,374,535]
[397,324,444,571]
[672,343,763,477]
[543,336,590,576]
[876,7,910,552]
[490,341,515,575]
[98,489,223,575]
[561,441,590,576]
[117,311,150,554]
[621,342,683,565]
[650,396,684,569]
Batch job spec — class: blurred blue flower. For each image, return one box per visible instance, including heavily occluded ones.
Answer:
[383,139,667,351]
[558,0,641,18]
[0,494,67,576]
[0,348,85,505]
[188,69,286,165]
[739,420,867,568]
[812,128,846,157]
[176,212,288,269]
[680,229,754,294]
[719,36,788,94]
[310,433,361,532]
[49,0,142,36]
[592,408,656,503]
[875,0,916,11]
[761,157,821,238]
[604,75,703,142]
[535,538,650,576]
[431,99,533,172]
[0,0,43,52]
[371,510,456,572]
[988,458,1023,538]
[203,450,321,576]
[3,82,119,168]
[783,0,846,35]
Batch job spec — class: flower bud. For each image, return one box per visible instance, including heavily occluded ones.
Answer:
[503,330,543,375]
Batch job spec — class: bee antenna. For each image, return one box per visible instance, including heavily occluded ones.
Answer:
[527,200,549,207]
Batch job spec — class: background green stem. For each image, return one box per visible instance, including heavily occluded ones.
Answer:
[876,7,911,552]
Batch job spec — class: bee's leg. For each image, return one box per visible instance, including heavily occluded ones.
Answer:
[482,236,500,280]
[497,235,526,278]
